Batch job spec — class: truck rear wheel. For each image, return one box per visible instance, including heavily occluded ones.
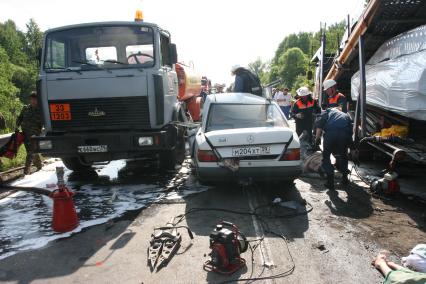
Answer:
[62,157,93,172]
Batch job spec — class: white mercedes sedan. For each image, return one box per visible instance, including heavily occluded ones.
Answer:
[193,93,302,183]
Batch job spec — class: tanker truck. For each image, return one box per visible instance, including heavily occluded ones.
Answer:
[175,63,203,122]
[32,13,188,171]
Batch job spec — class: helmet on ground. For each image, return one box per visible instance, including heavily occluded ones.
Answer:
[296,86,310,97]
[323,79,337,91]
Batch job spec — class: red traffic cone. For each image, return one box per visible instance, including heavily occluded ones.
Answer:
[50,167,79,233]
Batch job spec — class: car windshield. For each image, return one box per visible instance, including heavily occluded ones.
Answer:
[206,103,288,132]
[43,25,155,71]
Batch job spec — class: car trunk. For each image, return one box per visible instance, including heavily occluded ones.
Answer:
[204,127,294,159]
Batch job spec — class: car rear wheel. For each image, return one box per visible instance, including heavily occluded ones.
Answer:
[62,157,93,172]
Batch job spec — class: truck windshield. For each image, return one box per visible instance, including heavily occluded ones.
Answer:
[44,25,155,71]
[206,104,289,132]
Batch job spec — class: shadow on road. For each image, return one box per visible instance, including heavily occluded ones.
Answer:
[182,180,310,240]
[325,182,374,219]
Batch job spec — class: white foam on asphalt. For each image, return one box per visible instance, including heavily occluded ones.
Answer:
[0,160,207,260]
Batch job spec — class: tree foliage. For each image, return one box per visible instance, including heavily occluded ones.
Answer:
[260,20,346,94]
[0,18,43,133]
[278,48,307,89]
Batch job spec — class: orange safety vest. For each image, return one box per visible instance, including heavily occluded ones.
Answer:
[328,93,345,105]
[295,99,315,109]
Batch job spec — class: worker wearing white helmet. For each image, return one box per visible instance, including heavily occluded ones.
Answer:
[323,79,347,113]
[290,86,319,143]
[231,65,263,97]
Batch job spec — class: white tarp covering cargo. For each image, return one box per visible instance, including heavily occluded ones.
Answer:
[351,25,426,121]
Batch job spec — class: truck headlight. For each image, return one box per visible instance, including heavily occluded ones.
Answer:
[39,140,53,150]
[138,137,153,146]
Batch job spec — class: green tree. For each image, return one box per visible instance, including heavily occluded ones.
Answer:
[273,32,313,64]
[0,20,27,66]
[278,47,307,89]
[0,19,43,102]
[0,47,22,132]
[25,18,43,64]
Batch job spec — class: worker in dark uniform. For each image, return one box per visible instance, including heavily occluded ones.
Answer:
[16,91,43,175]
[323,79,348,113]
[291,86,318,143]
[231,65,263,96]
[315,107,353,190]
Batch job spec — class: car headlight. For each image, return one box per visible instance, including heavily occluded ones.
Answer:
[138,137,153,146]
[39,140,53,150]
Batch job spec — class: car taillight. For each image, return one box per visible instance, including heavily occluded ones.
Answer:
[197,150,218,162]
[280,148,300,161]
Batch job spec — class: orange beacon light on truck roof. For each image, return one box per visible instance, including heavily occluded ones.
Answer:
[135,10,144,22]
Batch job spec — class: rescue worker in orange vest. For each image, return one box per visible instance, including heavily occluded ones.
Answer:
[291,86,319,143]
[323,79,348,113]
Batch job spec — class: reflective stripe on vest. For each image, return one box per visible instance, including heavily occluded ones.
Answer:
[328,93,345,105]
[295,99,315,109]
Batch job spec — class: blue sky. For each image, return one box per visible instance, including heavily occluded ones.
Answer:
[1,0,364,85]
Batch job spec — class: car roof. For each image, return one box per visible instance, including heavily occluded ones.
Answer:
[207,93,269,105]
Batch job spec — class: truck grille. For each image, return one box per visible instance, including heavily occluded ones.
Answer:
[49,96,151,131]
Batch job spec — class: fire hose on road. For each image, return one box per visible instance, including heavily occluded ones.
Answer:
[0,167,79,233]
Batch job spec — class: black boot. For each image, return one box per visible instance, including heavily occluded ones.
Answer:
[341,174,349,186]
[324,175,334,190]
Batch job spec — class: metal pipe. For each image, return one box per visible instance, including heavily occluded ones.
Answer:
[358,35,367,138]
[319,24,326,108]
[353,94,360,142]
[325,0,381,81]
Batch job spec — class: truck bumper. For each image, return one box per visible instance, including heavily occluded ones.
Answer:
[32,130,176,162]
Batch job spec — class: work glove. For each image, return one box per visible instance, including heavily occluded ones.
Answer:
[295,113,304,119]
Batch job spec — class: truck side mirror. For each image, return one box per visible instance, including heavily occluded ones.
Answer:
[307,70,313,80]
[169,43,178,64]
[37,48,42,64]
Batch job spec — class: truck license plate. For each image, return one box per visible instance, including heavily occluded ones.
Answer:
[232,145,271,157]
[77,145,108,153]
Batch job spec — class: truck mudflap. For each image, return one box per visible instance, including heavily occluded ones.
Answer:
[31,129,178,161]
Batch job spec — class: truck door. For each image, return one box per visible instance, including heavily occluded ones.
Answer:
[159,34,178,125]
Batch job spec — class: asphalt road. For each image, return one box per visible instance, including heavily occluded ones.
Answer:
[0,160,388,284]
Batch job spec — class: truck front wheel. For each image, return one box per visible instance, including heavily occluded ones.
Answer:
[159,129,185,171]
[62,157,93,172]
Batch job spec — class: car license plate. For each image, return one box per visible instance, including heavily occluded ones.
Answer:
[77,145,108,153]
[232,145,271,157]
[50,103,72,121]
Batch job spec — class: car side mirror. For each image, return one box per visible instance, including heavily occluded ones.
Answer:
[169,43,178,64]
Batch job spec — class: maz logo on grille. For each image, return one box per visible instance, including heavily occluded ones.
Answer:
[88,107,106,117]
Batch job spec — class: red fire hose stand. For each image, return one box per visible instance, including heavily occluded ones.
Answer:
[49,167,79,233]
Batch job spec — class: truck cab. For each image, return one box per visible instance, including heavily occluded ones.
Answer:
[34,21,187,171]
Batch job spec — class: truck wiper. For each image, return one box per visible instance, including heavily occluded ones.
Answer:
[45,67,82,74]
[71,60,112,73]
[104,59,128,65]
